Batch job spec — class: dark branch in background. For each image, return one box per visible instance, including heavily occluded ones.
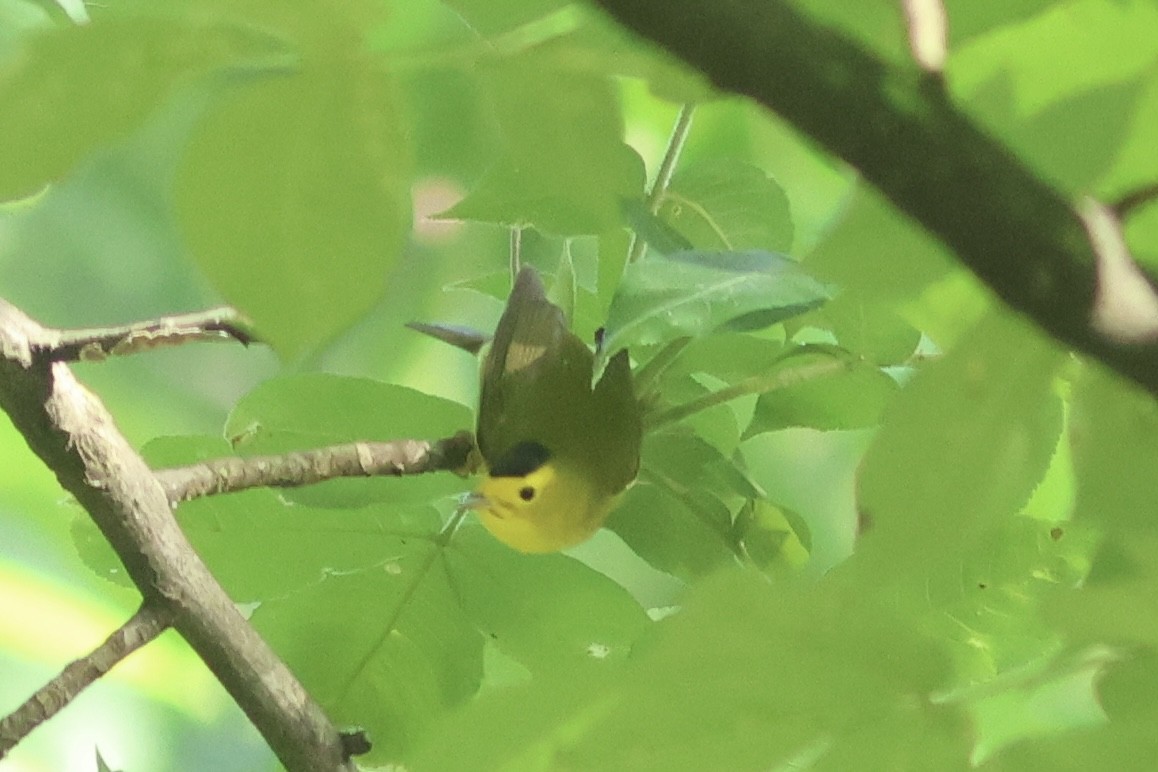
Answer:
[1113,182,1158,219]
[0,299,356,772]
[43,306,257,363]
[156,432,476,504]
[0,602,171,758]
[590,0,1158,394]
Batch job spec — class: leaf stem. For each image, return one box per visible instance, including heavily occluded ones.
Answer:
[627,102,696,263]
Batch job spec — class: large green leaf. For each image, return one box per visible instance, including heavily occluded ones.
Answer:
[599,251,832,368]
[411,569,969,769]
[943,0,1057,45]
[176,60,412,359]
[444,528,650,677]
[744,351,898,436]
[439,0,570,36]
[857,313,1066,575]
[0,16,282,201]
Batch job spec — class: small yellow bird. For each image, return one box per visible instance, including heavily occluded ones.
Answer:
[468,266,642,553]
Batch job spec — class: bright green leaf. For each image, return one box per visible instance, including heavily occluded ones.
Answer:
[176,61,412,359]
[254,541,483,761]
[0,17,284,201]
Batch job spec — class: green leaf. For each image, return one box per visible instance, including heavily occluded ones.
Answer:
[619,197,693,255]
[950,0,1157,192]
[444,528,650,677]
[806,184,954,301]
[732,498,811,573]
[857,313,1065,575]
[744,352,897,436]
[820,293,922,366]
[440,0,571,36]
[656,158,793,253]
[0,17,284,201]
[176,60,412,359]
[599,251,833,368]
[944,0,1057,45]
[610,430,763,580]
[654,332,786,385]
[411,569,968,769]
[443,49,645,235]
[253,537,484,760]
[1068,366,1158,534]
[992,650,1158,770]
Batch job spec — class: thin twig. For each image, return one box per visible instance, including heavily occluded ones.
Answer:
[627,103,696,263]
[0,601,172,758]
[645,354,850,430]
[154,432,477,504]
[42,307,257,363]
[1112,182,1158,219]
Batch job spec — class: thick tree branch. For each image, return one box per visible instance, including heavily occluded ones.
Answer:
[589,0,1158,394]
[155,432,476,504]
[0,601,171,758]
[0,300,355,771]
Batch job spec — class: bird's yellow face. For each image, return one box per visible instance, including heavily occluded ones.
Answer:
[471,461,615,553]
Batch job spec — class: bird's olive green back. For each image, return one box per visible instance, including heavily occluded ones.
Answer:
[478,267,641,495]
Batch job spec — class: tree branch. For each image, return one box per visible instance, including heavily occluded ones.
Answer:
[42,306,257,363]
[0,601,171,758]
[589,0,1158,394]
[155,432,476,504]
[0,299,356,771]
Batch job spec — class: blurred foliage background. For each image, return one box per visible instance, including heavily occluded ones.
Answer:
[1,0,1157,770]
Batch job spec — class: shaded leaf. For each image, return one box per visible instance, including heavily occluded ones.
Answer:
[620,197,693,255]
[656,158,793,253]
[821,293,922,366]
[599,251,832,368]
[745,352,898,436]
[254,540,484,760]
[445,528,650,677]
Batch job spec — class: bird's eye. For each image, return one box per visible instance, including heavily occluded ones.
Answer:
[518,485,536,502]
